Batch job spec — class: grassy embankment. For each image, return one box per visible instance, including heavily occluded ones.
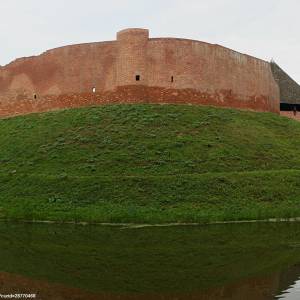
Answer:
[1,104,300,223]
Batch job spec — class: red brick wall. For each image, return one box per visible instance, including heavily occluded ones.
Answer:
[147,38,279,113]
[0,41,117,99]
[0,28,280,118]
[280,111,300,121]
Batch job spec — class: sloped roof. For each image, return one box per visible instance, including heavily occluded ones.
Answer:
[271,62,300,104]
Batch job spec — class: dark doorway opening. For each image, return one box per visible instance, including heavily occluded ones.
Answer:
[281,103,300,111]
[136,75,140,81]
[33,94,37,100]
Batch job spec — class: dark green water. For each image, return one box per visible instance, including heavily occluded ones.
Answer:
[0,222,300,299]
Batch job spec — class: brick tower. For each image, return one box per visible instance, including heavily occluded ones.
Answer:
[116,28,149,87]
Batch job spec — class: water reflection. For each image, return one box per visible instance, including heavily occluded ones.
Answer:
[1,266,300,299]
[1,222,300,299]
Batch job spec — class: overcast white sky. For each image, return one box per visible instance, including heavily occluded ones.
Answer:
[0,0,299,82]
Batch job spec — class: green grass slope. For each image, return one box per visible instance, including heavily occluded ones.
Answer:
[1,104,300,223]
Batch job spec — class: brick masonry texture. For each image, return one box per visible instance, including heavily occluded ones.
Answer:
[280,111,300,121]
[0,28,280,117]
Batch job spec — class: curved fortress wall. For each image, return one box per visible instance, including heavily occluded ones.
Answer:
[0,28,279,117]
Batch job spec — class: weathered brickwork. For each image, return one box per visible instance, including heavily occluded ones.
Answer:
[0,28,280,117]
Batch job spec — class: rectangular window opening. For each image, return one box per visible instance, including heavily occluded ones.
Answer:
[136,75,140,81]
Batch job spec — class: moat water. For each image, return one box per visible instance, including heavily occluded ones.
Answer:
[1,222,300,299]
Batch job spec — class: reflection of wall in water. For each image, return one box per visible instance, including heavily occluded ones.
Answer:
[2,266,300,300]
